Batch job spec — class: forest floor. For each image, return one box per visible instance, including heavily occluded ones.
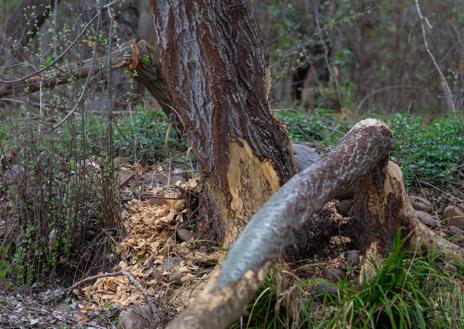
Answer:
[1,157,462,329]
[0,111,463,328]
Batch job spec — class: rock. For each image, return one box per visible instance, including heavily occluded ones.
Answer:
[177,228,194,242]
[409,195,432,210]
[408,195,432,206]
[2,164,25,185]
[443,263,457,273]
[324,267,345,282]
[412,201,432,213]
[443,206,464,230]
[161,256,182,272]
[292,143,321,172]
[452,235,464,248]
[312,284,339,295]
[449,226,463,236]
[118,304,158,329]
[336,200,353,216]
[415,210,438,227]
[346,250,361,263]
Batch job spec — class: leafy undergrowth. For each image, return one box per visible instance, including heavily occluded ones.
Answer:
[233,237,464,329]
[277,109,464,202]
[387,113,464,202]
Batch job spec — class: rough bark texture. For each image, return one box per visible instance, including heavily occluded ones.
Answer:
[0,39,180,129]
[150,0,295,244]
[167,119,394,329]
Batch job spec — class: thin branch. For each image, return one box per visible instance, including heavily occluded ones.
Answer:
[51,10,102,131]
[414,0,456,112]
[313,1,342,108]
[0,0,122,84]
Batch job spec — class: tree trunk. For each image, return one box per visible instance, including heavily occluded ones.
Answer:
[149,0,296,244]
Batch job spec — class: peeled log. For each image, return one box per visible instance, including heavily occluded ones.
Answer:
[167,119,394,329]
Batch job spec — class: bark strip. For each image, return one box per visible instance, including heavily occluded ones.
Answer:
[167,119,394,329]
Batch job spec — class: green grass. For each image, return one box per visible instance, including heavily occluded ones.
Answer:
[231,236,464,329]
[275,108,348,146]
[276,110,464,193]
[386,113,464,190]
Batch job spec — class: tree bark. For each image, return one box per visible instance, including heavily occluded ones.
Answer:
[166,119,393,329]
[149,0,296,244]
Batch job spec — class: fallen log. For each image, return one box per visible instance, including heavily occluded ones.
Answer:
[0,39,181,131]
[166,118,464,329]
[167,119,392,328]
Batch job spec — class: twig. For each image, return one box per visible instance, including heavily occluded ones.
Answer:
[414,0,456,112]
[51,7,102,131]
[0,0,122,84]
[313,1,342,108]
[356,84,423,112]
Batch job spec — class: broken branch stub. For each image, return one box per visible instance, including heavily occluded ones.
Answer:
[167,119,394,329]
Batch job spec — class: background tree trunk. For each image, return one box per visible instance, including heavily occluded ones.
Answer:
[149,0,296,244]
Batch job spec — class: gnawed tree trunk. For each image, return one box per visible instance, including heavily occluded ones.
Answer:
[352,160,464,278]
[149,0,296,244]
[167,119,464,329]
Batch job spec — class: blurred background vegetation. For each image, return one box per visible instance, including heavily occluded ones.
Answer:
[0,2,462,327]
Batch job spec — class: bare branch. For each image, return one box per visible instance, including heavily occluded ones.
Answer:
[0,0,122,85]
[414,0,456,112]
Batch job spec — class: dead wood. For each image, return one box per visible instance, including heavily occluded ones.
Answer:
[167,118,464,329]
[166,119,394,329]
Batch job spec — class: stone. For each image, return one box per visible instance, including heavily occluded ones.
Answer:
[409,195,433,213]
[443,206,464,230]
[292,143,321,172]
[443,263,457,273]
[409,195,432,207]
[324,267,345,282]
[312,284,338,295]
[118,304,158,329]
[2,164,25,185]
[449,226,463,236]
[161,256,182,272]
[336,200,353,216]
[452,235,464,248]
[346,250,361,263]
[177,228,194,242]
[415,210,438,227]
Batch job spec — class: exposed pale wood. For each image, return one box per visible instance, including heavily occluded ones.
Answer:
[150,0,296,243]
